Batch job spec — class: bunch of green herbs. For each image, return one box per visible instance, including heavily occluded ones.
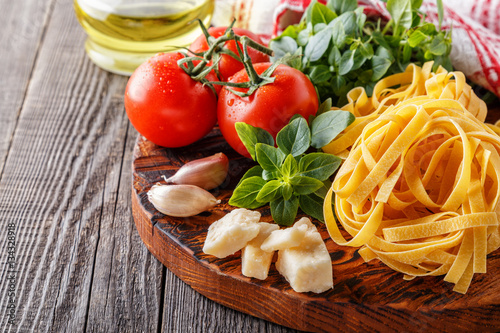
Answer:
[228,101,354,225]
[269,0,452,106]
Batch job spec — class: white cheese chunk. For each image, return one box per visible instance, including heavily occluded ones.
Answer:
[203,208,261,258]
[241,222,280,280]
[260,223,308,252]
[275,217,333,293]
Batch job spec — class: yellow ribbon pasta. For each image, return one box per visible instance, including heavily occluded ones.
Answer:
[324,96,500,294]
[322,62,488,156]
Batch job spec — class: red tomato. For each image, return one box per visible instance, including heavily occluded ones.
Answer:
[190,26,270,81]
[125,52,218,148]
[217,63,319,157]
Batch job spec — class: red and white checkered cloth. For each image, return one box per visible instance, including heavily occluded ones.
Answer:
[212,0,500,97]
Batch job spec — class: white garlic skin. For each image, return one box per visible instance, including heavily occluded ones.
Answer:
[165,153,229,190]
[147,184,220,217]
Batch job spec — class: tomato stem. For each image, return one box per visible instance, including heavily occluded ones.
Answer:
[238,37,262,85]
[176,20,276,98]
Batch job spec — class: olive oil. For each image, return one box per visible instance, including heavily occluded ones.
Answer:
[74,0,214,75]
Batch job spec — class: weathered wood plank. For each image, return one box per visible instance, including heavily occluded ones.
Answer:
[84,108,163,333]
[161,268,299,333]
[0,0,52,175]
[0,0,163,331]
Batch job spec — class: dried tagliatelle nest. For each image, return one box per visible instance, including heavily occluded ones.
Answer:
[323,63,500,294]
[322,61,487,157]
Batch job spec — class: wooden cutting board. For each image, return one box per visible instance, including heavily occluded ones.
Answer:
[131,129,500,333]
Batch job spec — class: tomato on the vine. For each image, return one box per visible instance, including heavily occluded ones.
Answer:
[190,26,270,81]
[217,63,319,157]
[125,52,218,148]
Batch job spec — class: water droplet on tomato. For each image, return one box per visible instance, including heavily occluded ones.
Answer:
[227,99,234,106]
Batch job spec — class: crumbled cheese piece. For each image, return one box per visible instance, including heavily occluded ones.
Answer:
[260,223,308,252]
[275,217,333,293]
[203,208,261,258]
[241,222,280,280]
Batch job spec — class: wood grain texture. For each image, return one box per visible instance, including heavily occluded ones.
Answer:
[0,0,53,176]
[0,1,301,332]
[0,0,165,332]
[132,130,500,333]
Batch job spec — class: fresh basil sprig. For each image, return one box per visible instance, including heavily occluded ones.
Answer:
[269,0,452,106]
[228,103,354,225]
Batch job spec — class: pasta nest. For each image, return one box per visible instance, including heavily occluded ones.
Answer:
[323,62,500,293]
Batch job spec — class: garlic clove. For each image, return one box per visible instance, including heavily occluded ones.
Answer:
[165,152,229,190]
[147,184,220,217]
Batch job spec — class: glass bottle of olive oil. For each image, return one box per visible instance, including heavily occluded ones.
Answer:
[74,0,214,75]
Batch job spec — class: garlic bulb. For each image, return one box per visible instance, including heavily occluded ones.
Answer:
[165,153,229,190]
[147,184,220,217]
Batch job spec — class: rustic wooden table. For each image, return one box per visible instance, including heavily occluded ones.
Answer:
[0,0,298,331]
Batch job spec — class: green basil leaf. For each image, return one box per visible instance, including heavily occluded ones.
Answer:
[315,178,332,199]
[411,0,423,9]
[229,176,266,209]
[376,45,395,61]
[309,64,332,83]
[408,29,427,47]
[310,110,355,148]
[351,48,368,71]
[235,122,274,161]
[311,2,337,24]
[236,165,264,187]
[358,42,374,59]
[290,175,324,195]
[276,116,311,157]
[338,49,354,75]
[256,179,283,203]
[262,169,280,181]
[418,22,437,35]
[298,153,342,181]
[328,45,342,65]
[297,23,313,46]
[282,182,293,201]
[424,49,433,60]
[387,0,412,31]
[371,55,392,81]
[331,75,346,95]
[282,154,299,178]
[327,0,357,15]
[329,19,346,48]
[338,12,357,35]
[411,10,422,28]
[355,7,367,32]
[314,23,327,33]
[402,42,412,64]
[429,35,447,55]
[304,27,333,62]
[270,36,299,60]
[255,143,286,172]
[316,98,332,116]
[276,24,301,40]
[270,196,299,226]
[371,31,391,50]
[289,46,304,69]
[299,193,325,222]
